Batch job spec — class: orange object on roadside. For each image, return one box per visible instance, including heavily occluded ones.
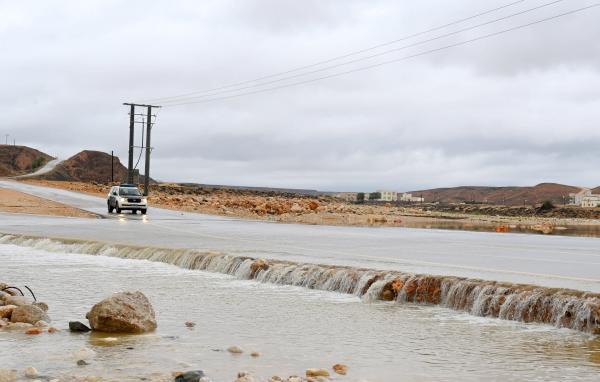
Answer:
[495,225,509,233]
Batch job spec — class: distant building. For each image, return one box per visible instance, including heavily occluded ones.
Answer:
[399,193,425,203]
[377,190,398,202]
[569,188,600,208]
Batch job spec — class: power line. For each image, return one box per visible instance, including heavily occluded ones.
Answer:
[163,3,600,107]
[141,0,527,104]
[158,0,565,105]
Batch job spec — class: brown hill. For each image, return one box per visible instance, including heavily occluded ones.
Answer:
[39,150,153,184]
[411,183,581,206]
[0,145,52,177]
[40,150,128,183]
[593,187,600,194]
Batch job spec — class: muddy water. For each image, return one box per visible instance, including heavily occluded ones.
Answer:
[1,244,600,382]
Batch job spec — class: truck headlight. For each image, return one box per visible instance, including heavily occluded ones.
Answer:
[120,197,126,203]
[142,198,147,203]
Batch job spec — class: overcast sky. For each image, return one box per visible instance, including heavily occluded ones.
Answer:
[1,0,599,191]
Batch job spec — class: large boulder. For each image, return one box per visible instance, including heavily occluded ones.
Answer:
[4,296,31,306]
[86,291,156,333]
[10,305,50,325]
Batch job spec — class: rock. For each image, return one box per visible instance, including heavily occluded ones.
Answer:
[4,322,33,330]
[290,203,304,213]
[0,305,16,319]
[5,296,30,306]
[0,369,16,382]
[32,302,49,312]
[69,321,91,332]
[306,369,329,378]
[250,351,260,357]
[86,291,156,333]
[174,370,205,382]
[0,319,8,329]
[47,327,58,333]
[308,201,319,211]
[34,321,49,327]
[25,327,42,335]
[268,377,283,382]
[185,321,195,328]
[332,364,348,375]
[10,305,50,325]
[234,372,256,382]
[0,291,10,302]
[286,377,302,382]
[227,346,243,354]
[24,367,38,378]
[77,360,89,366]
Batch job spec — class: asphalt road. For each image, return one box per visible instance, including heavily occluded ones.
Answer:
[1,179,599,293]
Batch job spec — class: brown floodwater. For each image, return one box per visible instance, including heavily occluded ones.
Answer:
[1,241,599,382]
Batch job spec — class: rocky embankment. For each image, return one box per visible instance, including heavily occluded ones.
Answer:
[0,282,53,334]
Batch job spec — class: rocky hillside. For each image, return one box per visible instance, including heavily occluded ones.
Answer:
[411,183,581,205]
[39,150,128,183]
[38,150,154,184]
[0,145,52,177]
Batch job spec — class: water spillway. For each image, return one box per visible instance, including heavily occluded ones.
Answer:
[1,233,598,334]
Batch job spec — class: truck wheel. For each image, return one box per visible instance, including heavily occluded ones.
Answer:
[141,209,147,215]
[116,206,121,214]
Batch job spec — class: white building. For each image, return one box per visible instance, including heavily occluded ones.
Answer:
[377,190,398,202]
[399,193,425,203]
[569,188,600,208]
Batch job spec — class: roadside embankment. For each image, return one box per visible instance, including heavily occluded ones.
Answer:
[0,187,96,218]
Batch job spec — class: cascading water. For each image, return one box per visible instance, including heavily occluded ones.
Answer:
[1,233,598,334]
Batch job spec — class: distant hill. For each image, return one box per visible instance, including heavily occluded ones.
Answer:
[39,150,128,183]
[410,183,581,205]
[38,150,153,184]
[0,145,52,177]
[593,186,600,194]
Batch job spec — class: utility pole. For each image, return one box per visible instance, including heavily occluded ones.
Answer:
[111,150,114,183]
[122,103,161,195]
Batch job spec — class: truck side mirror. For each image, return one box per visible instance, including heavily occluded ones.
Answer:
[112,192,117,196]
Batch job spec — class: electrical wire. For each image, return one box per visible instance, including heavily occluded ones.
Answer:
[140,0,527,104]
[163,3,599,107]
[158,0,565,105]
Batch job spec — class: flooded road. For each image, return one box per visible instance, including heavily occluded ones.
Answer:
[1,244,599,381]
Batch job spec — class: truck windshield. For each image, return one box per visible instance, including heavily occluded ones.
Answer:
[119,187,142,196]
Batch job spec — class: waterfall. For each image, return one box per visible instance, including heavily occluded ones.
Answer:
[1,233,598,334]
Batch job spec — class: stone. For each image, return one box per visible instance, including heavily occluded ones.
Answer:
[0,291,10,302]
[174,370,205,382]
[86,291,156,333]
[332,364,348,375]
[250,259,269,276]
[0,319,8,329]
[47,327,58,333]
[286,377,302,382]
[0,369,16,382]
[24,367,38,378]
[250,351,260,357]
[5,296,30,306]
[10,305,50,325]
[290,203,304,213]
[25,327,42,335]
[185,321,195,328]
[32,302,49,312]
[306,369,329,378]
[227,346,243,354]
[234,372,256,382]
[34,321,49,327]
[4,322,33,330]
[0,305,16,319]
[69,321,91,332]
[77,360,89,366]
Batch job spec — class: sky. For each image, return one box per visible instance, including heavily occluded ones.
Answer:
[1,0,599,191]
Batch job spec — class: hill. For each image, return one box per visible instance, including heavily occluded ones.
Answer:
[0,145,52,177]
[39,150,128,183]
[411,183,581,205]
[593,186,600,194]
[38,150,154,184]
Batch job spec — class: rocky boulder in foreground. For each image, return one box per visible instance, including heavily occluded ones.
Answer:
[86,291,156,333]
